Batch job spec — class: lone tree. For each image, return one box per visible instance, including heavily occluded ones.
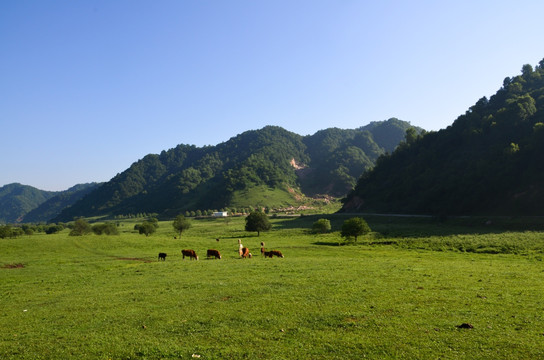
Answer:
[312,218,331,234]
[245,211,271,236]
[341,217,371,242]
[172,214,192,237]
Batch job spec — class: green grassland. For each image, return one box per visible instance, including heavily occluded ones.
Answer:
[1,215,544,359]
[228,185,341,214]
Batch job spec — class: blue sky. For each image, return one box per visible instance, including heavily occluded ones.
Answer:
[1,0,543,191]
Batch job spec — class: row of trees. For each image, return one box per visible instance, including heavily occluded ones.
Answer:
[2,212,371,243]
[69,218,119,236]
[175,212,370,241]
[0,225,24,239]
[0,223,68,237]
[114,213,158,220]
[0,219,122,238]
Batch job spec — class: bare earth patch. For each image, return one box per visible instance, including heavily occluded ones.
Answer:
[2,263,25,269]
[115,257,152,263]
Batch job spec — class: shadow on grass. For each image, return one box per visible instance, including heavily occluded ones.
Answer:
[312,240,398,246]
[313,241,341,246]
[272,213,544,238]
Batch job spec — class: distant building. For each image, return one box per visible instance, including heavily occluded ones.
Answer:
[212,211,228,217]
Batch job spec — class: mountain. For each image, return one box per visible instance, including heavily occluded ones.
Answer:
[53,120,419,221]
[300,119,423,196]
[22,183,101,223]
[0,183,57,223]
[342,59,544,216]
[0,183,102,224]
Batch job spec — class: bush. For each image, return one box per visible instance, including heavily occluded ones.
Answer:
[45,224,65,234]
[0,225,20,238]
[92,223,119,235]
[312,218,331,234]
[69,218,92,236]
[137,221,156,236]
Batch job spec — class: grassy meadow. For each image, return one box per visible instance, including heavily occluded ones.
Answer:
[1,215,544,359]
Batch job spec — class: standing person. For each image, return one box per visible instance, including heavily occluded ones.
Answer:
[238,239,243,257]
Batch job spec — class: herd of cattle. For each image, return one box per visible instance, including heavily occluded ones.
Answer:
[157,241,284,261]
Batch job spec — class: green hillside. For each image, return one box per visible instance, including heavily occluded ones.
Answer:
[0,184,57,224]
[22,183,100,223]
[342,58,544,216]
[53,121,418,221]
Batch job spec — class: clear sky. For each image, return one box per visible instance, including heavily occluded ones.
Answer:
[1,0,543,191]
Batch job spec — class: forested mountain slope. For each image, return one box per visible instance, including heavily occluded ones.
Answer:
[0,183,56,223]
[54,120,419,221]
[342,59,544,216]
[301,119,422,195]
[0,183,101,224]
[23,183,100,223]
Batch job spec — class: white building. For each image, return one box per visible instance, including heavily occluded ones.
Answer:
[212,211,228,217]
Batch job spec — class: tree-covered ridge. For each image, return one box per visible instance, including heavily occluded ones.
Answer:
[342,59,544,216]
[0,183,57,223]
[22,183,100,223]
[300,119,422,195]
[52,120,418,221]
[0,183,100,224]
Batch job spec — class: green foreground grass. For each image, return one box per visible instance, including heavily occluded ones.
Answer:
[1,215,544,359]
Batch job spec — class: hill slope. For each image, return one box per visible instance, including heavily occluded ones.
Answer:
[342,59,544,216]
[0,183,102,224]
[22,183,101,223]
[300,118,422,195]
[54,121,419,221]
[0,184,57,223]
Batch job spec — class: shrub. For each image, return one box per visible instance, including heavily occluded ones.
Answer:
[92,223,119,235]
[69,218,92,236]
[312,218,331,234]
[45,224,65,234]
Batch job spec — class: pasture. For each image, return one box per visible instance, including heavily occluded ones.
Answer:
[1,215,544,359]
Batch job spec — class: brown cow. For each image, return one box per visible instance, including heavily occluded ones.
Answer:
[270,250,284,258]
[207,249,221,259]
[181,249,198,260]
[241,247,252,258]
[264,250,284,258]
[158,252,167,261]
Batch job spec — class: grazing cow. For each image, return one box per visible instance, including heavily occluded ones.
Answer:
[241,247,252,258]
[270,250,284,258]
[158,252,167,261]
[207,249,222,259]
[181,249,199,260]
[264,250,284,258]
[260,242,265,256]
